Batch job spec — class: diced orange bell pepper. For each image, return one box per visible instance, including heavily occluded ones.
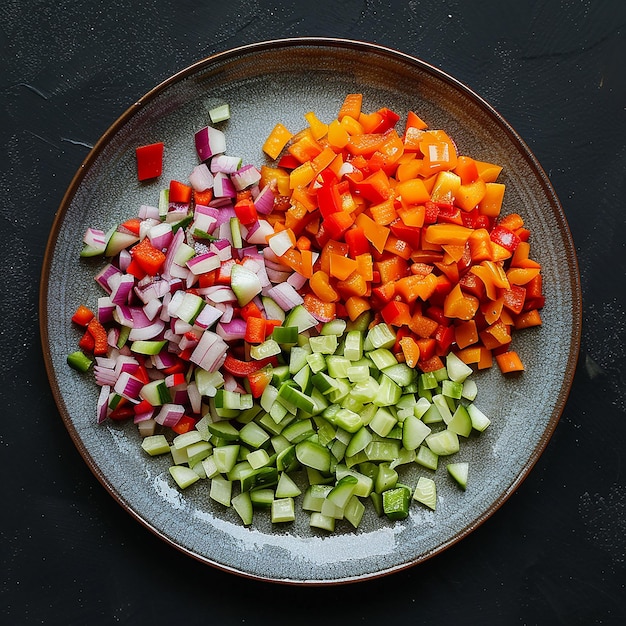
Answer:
[338,93,363,121]
[263,123,293,160]
[454,319,478,349]
[478,182,506,217]
[309,270,340,303]
[355,212,390,253]
[495,350,524,373]
[443,284,480,320]
[303,293,336,323]
[399,335,421,368]
[344,296,371,321]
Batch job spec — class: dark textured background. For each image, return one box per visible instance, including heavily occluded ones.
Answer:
[2,1,625,624]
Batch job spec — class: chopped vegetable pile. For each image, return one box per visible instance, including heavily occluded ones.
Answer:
[67,95,544,530]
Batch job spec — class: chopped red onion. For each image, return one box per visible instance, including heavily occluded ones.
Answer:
[186,251,221,275]
[94,264,121,293]
[210,154,242,174]
[287,271,308,290]
[190,331,229,372]
[154,403,185,427]
[194,126,226,161]
[216,318,247,342]
[193,303,223,329]
[128,318,165,341]
[83,227,106,249]
[138,204,160,220]
[189,163,214,191]
[213,171,236,198]
[114,371,144,400]
[97,385,110,423]
[253,183,277,215]
[231,164,261,191]
[97,296,115,324]
[148,222,173,250]
[267,282,304,311]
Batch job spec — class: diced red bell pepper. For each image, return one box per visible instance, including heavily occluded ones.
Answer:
[87,318,108,356]
[223,354,278,377]
[169,180,193,204]
[344,226,371,258]
[131,237,166,276]
[171,415,196,434]
[234,198,258,226]
[490,224,521,252]
[389,218,422,249]
[434,324,455,353]
[247,365,274,398]
[423,201,440,225]
[244,316,268,344]
[135,142,164,181]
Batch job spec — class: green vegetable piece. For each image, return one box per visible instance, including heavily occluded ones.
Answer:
[67,350,93,372]
[447,462,469,490]
[383,485,411,520]
[413,476,437,510]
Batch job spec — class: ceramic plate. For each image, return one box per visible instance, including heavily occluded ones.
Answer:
[40,38,581,584]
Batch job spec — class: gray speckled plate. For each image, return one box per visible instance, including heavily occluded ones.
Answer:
[40,38,581,584]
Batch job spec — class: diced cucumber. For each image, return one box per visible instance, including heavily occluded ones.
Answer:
[415,445,439,470]
[213,444,240,473]
[141,434,170,456]
[467,403,491,431]
[369,407,397,437]
[186,441,212,467]
[375,462,398,493]
[173,430,204,450]
[209,477,232,506]
[271,497,295,523]
[295,440,331,472]
[275,472,302,498]
[284,304,318,332]
[207,420,240,441]
[366,323,396,349]
[447,462,469,490]
[309,511,335,532]
[169,465,200,489]
[402,415,431,451]
[413,476,437,510]
[425,430,460,456]
[343,495,366,528]
[309,334,338,355]
[239,421,270,448]
[231,491,253,525]
[250,488,274,508]
[327,475,358,510]
[447,405,472,437]
[383,485,412,520]
[446,352,473,382]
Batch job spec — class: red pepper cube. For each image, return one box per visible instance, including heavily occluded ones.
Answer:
[135,142,164,181]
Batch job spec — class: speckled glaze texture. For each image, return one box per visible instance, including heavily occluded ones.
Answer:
[40,38,581,584]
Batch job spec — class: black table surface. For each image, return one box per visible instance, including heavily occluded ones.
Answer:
[3,1,625,624]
